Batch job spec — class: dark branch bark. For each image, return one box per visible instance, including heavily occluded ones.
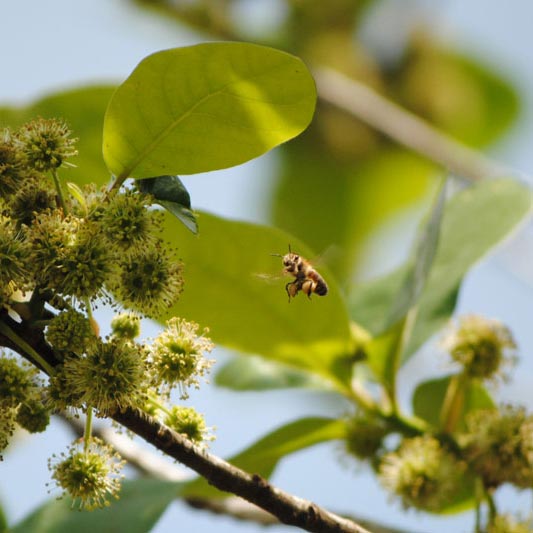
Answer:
[112,407,371,533]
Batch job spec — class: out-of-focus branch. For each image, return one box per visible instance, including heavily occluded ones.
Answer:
[314,66,515,182]
[60,413,417,533]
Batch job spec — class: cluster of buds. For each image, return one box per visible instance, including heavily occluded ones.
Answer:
[0,119,215,509]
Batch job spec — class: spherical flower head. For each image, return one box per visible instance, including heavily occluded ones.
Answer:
[115,246,184,317]
[98,190,161,253]
[463,405,533,488]
[164,405,213,445]
[0,218,31,289]
[443,315,516,380]
[149,317,214,398]
[0,355,37,407]
[29,214,117,301]
[15,118,77,172]
[8,172,57,227]
[111,312,141,340]
[16,399,50,433]
[488,514,533,533]
[48,437,125,510]
[0,128,26,197]
[46,309,96,357]
[56,221,118,301]
[345,414,388,460]
[379,436,464,511]
[0,403,17,459]
[61,338,148,414]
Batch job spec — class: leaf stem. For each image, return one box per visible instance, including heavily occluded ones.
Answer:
[440,373,467,433]
[388,308,418,415]
[51,169,68,214]
[0,321,54,375]
[84,407,94,454]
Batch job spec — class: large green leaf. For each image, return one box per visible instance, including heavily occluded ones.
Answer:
[103,42,316,179]
[162,211,354,390]
[362,182,445,388]
[0,86,115,186]
[350,178,532,359]
[215,355,333,391]
[385,180,446,329]
[412,375,495,433]
[184,417,346,498]
[11,478,181,533]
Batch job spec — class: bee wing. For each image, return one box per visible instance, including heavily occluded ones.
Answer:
[253,271,285,285]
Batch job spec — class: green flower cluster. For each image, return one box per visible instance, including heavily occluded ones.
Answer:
[0,119,215,510]
[0,353,50,458]
[0,119,183,313]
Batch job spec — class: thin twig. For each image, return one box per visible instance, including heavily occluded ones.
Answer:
[313,66,515,182]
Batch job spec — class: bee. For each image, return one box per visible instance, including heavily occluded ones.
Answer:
[273,245,328,302]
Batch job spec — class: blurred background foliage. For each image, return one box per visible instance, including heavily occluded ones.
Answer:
[0,0,519,287]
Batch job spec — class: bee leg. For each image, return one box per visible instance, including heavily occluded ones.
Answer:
[285,281,293,303]
[285,280,299,302]
[302,279,314,299]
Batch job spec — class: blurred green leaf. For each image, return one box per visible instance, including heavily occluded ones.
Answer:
[272,147,435,283]
[351,178,532,360]
[0,501,7,533]
[162,211,354,391]
[137,175,198,233]
[0,86,115,186]
[437,476,477,515]
[364,319,405,389]
[413,375,495,433]
[11,478,181,533]
[184,417,346,498]
[385,180,446,329]
[398,46,520,147]
[357,182,445,388]
[103,42,316,179]
[215,355,333,391]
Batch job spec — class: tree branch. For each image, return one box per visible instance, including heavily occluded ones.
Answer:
[60,414,415,533]
[313,66,515,182]
[111,407,372,533]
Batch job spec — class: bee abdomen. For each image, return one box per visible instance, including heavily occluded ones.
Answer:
[315,277,328,296]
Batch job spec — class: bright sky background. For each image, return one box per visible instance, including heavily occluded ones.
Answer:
[2,2,533,533]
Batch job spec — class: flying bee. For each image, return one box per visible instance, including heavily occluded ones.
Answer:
[272,245,328,302]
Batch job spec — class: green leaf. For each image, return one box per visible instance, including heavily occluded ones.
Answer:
[103,42,316,179]
[385,180,446,329]
[413,375,495,433]
[137,175,198,233]
[364,319,405,390]
[363,182,445,388]
[11,478,181,533]
[161,211,354,390]
[350,178,532,359]
[184,417,346,498]
[398,46,520,147]
[0,85,115,186]
[215,355,333,391]
[0,501,7,533]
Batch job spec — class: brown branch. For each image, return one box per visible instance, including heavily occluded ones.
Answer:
[61,414,415,533]
[111,407,371,533]
[313,66,515,182]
